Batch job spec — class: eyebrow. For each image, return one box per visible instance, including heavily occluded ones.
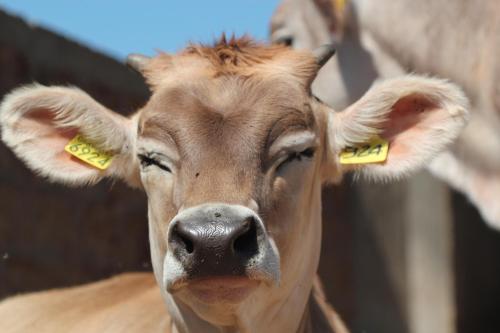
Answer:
[266,105,315,147]
[140,114,177,139]
[268,130,317,157]
[138,116,180,154]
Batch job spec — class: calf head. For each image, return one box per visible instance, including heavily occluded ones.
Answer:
[0,36,468,331]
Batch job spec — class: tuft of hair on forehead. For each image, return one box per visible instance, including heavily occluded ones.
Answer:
[142,34,319,89]
[184,34,283,71]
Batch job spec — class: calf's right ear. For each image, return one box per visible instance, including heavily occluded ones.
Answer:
[323,75,470,182]
[0,85,139,186]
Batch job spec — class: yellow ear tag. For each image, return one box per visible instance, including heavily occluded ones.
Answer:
[335,0,347,13]
[339,136,389,165]
[64,135,114,170]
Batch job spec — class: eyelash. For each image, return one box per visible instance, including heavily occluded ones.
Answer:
[138,154,171,173]
[137,148,314,173]
[277,147,316,170]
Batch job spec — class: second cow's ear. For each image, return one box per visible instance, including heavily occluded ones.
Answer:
[0,85,140,186]
[324,75,469,182]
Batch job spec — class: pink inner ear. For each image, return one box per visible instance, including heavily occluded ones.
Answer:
[17,107,96,172]
[24,108,78,139]
[381,94,443,160]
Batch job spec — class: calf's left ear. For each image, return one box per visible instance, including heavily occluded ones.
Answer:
[324,75,469,182]
[0,85,139,186]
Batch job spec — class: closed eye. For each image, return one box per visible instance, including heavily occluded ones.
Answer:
[138,154,171,173]
[276,147,315,172]
[275,35,293,47]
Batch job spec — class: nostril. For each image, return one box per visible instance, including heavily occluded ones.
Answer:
[232,218,259,258]
[172,223,194,254]
[179,233,194,254]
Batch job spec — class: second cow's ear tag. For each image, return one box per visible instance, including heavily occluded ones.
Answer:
[339,136,389,164]
[64,135,114,170]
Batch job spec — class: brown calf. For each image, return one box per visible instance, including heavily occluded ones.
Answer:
[0,36,468,332]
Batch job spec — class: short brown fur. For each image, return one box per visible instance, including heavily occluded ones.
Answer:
[143,35,319,88]
[0,273,348,333]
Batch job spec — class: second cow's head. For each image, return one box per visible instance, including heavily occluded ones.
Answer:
[0,37,468,326]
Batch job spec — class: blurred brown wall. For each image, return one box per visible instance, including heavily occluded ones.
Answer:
[0,9,150,297]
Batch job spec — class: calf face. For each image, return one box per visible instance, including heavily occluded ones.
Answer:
[0,37,468,331]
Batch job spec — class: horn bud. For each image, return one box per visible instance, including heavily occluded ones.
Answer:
[126,53,151,73]
[312,44,336,68]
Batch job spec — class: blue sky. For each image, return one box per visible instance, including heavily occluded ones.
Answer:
[0,1,280,60]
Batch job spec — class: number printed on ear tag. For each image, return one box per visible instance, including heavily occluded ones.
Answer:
[339,136,389,165]
[64,135,114,170]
